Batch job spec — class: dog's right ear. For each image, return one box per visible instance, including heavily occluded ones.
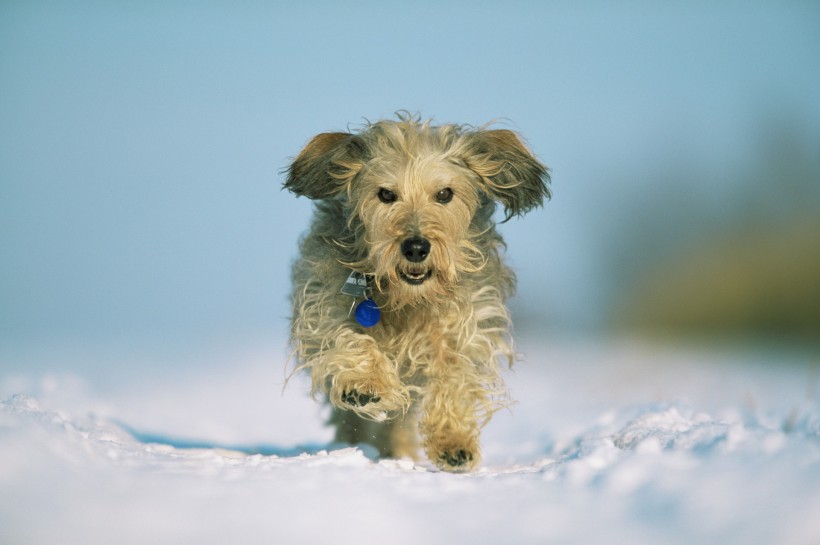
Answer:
[284,132,367,199]
[463,129,550,221]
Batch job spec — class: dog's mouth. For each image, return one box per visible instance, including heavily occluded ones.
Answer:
[398,267,433,286]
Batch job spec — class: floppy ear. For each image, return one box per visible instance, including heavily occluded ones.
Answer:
[284,132,367,199]
[463,129,551,220]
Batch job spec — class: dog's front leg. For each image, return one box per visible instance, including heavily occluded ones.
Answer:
[419,351,487,472]
[307,328,410,421]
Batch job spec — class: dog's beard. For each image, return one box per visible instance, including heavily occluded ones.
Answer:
[365,237,479,309]
[342,211,488,309]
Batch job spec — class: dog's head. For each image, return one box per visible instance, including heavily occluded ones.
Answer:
[285,115,550,306]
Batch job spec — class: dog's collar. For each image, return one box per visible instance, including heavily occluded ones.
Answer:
[340,271,380,328]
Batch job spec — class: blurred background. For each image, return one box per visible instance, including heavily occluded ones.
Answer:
[2,1,819,378]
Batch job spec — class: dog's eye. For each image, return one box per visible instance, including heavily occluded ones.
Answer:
[435,187,454,204]
[377,188,397,203]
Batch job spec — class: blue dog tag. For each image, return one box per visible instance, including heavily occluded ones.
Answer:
[354,298,381,327]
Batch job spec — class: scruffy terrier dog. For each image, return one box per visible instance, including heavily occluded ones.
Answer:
[285,114,550,471]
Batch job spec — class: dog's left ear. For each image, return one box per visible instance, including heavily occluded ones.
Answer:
[285,132,367,199]
[463,129,551,220]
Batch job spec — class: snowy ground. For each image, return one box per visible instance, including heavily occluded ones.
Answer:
[2,335,819,545]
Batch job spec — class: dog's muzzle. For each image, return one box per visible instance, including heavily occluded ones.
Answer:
[399,237,433,285]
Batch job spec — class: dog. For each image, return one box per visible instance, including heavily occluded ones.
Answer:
[284,114,550,471]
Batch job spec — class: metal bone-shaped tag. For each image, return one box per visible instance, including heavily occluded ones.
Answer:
[340,271,369,298]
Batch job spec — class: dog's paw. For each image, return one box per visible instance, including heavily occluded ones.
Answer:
[439,448,474,469]
[427,436,480,472]
[331,376,409,419]
[341,389,381,407]
[320,339,411,418]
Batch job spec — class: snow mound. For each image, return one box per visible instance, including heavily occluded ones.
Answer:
[1,340,820,545]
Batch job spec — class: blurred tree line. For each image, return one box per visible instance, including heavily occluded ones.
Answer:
[606,116,820,346]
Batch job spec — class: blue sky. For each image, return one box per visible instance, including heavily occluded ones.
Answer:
[2,2,819,347]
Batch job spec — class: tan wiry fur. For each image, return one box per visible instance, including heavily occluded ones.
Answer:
[285,114,550,471]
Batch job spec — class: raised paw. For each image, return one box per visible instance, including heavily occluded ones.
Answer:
[341,389,381,407]
[330,376,410,419]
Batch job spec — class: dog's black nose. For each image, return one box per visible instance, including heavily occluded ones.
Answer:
[401,237,431,263]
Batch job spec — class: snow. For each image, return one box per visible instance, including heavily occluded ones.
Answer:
[2,337,819,545]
